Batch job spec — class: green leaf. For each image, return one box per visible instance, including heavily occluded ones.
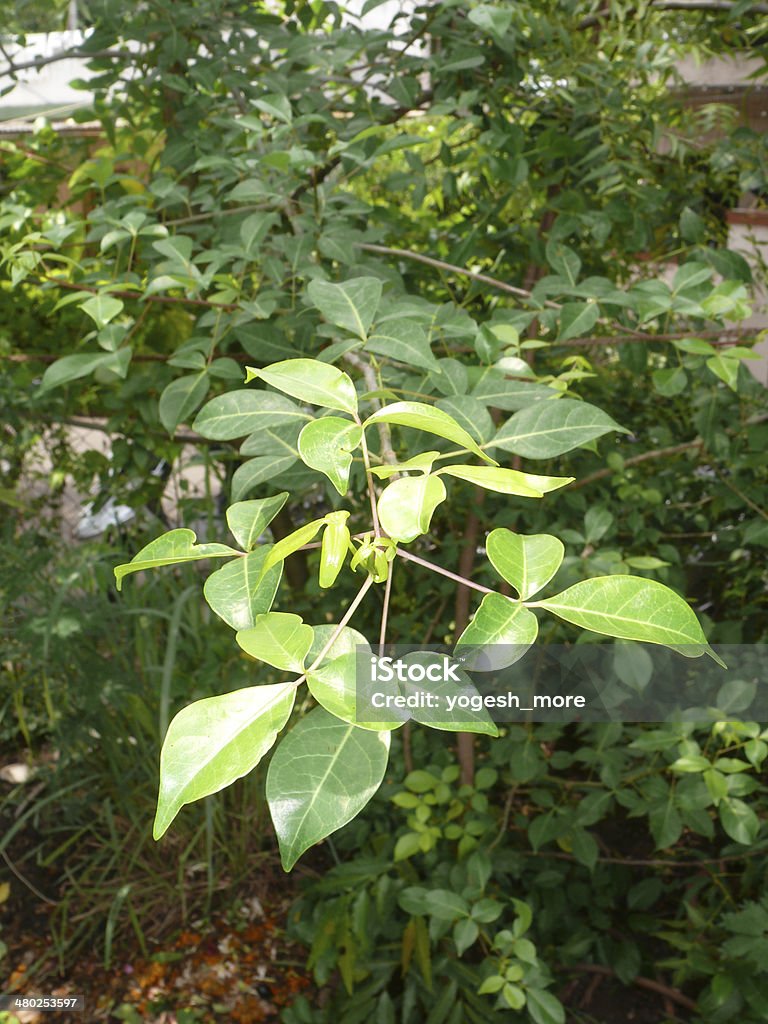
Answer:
[456,593,538,670]
[557,302,599,341]
[706,355,740,391]
[236,612,314,672]
[536,576,718,659]
[400,653,498,736]
[526,989,566,1024]
[720,798,760,845]
[468,3,513,35]
[159,373,209,434]
[297,417,362,496]
[80,293,124,328]
[470,369,559,411]
[153,683,295,839]
[231,454,298,501]
[454,918,479,955]
[307,626,401,731]
[203,548,282,630]
[226,494,289,551]
[114,529,238,590]
[253,92,292,122]
[365,401,497,464]
[486,529,564,599]
[245,358,358,415]
[670,755,710,773]
[377,475,447,542]
[425,889,469,920]
[546,239,581,285]
[193,391,310,439]
[307,277,382,340]
[369,451,440,479]
[366,318,439,371]
[435,397,494,444]
[650,799,682,849]
[652,367,687,397]
[266,707,391,870]
[38,350,131,393]
[262,519,326,577]
[436,465,573,498]
[492,399,627,459]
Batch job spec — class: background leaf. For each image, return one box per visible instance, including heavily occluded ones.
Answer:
[266,708,391,870]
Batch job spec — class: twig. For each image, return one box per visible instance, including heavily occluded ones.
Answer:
[569,440,704,490]
[0,48,131,77]
[357,242,560,308]
[293,574,375,688]
[344,351,397,466]
[395,548,495,595]
[1,848,59,906]
[559,963,697,1013]
[379,560,393,650]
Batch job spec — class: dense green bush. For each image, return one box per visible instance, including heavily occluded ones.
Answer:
[2,1,767,1019]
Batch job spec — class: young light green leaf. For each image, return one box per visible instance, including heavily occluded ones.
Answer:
[486,529,565,600]
[365,401,497,465]
[535,576,721,661]
[492,399,627,459]
[456,593,538,670]
[80,293,124,328]
[377,475,447,542]
[193,390,310,439]
[307,277,382,340]
[318,512,351,589]
[307,627,401,731]
[366,318,439,371]
[232,454,298,501]
[153,683,295,839]
[114,529,238,590]
[436,465,573,497]
[159,372,209,434]
[297,417,362,495]
[236,612,314,672]
[266,707,391,869]
[203,547,282,630]
[260,518,326,579]
[369,451,440,479]
[245,358,358,415]
[226,493,288,551]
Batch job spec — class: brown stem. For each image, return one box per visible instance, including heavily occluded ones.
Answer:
[358,243,557,307]
[560,963,697,1013]
[569,439,704,490]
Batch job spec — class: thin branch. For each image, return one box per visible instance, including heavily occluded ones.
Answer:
[395,548,495,595]
[294,573,375,688]
[379,559,393,649]
[357,242,560,307]
[1,848,58,906]
[569,440,704,490]
[344,351,397,466]
[559,963,697,1013]
[0,48,131,77]
[43,277,239,311]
